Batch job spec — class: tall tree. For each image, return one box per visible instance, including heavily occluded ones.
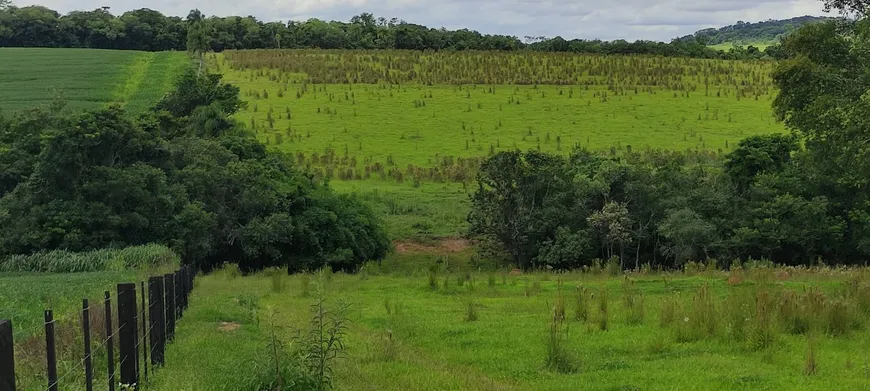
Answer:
[186,9,209,72]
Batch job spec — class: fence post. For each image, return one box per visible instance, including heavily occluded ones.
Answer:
[164,274,175,342]
[148,276,165,366]
[117,283,139,390]
[104,291,115,391]
[185,266,191,308]
[174,270,182,320]
[180,267,187,310]
[82,300,93,391]
[45,310,57,391]
[139,281,147,381]
[0,320,15,391]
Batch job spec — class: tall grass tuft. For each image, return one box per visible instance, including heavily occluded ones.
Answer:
[660,295,676,328]
[427,267,439,291]
[622,279,645,325]
[270,269,286,293]
[748,290,777,350]
[598,288,609,331]
[545,308,578,373]
[299,273,311,297]
[465,301,479,322]
[575,286,590,322]
[805,334,818,376]
[0,244,179,273]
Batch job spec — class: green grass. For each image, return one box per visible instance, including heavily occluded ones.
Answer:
[709,42,774,51]
[1,271,146,391]
[0,48,188,114]
[147,261,870,390]
[215,51,783,172]
[212,50,785,240]
[330,180,470,240]
[0,244,181,390]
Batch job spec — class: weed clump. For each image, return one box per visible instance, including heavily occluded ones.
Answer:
[465,301,479,322]
[598,289,609,331]
[575,286,590,322]
[545,305,578,373]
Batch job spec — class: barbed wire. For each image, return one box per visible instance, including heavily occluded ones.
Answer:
[11,272,192,390]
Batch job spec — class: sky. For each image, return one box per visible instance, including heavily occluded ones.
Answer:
[26,0,831,41]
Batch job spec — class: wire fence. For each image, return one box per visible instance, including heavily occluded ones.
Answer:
[0,265,195,391]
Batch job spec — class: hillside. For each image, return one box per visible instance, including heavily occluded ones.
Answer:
[695,16,833,46]
[0,48,188,113]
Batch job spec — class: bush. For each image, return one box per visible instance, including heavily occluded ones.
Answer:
[0,244,180,273]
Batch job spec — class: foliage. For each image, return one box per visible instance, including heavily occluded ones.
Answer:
[468,14,870,269]
[693,16,834,45]
[0,244,179,272]
[0,69,389,271]
[0,5,791,59]
[467,150,575,269]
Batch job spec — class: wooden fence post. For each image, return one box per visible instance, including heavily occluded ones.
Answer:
[184,266,191,309]
[0,320,15,391]
[164,274,175,342]
[117,283,139,390]
[82,300,93,391]
[148,276,165,366]
[139,281,147,381]
[104,291,115,391]
[180,267,187,311]
[174,270,182,320]
[45,310,57,391]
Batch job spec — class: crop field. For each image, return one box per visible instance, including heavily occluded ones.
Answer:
[148,258,870,391]
[213,50,783,183]
[0,48,188,114]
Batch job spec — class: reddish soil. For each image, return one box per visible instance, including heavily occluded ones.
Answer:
[394,238,470,254]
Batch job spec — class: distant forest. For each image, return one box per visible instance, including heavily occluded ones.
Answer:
[693,16,834,44]
[0,4,800,60]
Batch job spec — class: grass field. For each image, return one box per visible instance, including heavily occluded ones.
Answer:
[210,49,785,240]
[709,42,774,51]
[214,50,784,178]
[0,48,188,114]
[147,258,870,390]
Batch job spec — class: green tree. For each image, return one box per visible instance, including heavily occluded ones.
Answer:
[724,134,799,193]
[468,150,574,269]
[587,202,632,265]
[658,208,716,265]
[186,9,209,72]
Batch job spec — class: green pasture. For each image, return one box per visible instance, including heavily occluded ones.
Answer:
[709,42,774,51]
[215,52,784,173]
[149,260,870,391]
[0,48,187,113]
[330,180,469,240]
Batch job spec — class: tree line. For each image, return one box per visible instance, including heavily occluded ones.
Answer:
[0,67,391,271]
[693,16,833,45]
[1,3,777,59]
[468,14,870,270]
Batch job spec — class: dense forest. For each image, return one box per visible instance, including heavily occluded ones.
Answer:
[693,16,833,45]
[1,3,776,59]
[469,16,870,270]
[0,68,391,271]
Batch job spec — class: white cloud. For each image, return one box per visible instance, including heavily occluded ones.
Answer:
[26,0,831,41]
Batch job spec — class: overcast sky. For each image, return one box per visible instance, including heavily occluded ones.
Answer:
[26,0,831,41]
